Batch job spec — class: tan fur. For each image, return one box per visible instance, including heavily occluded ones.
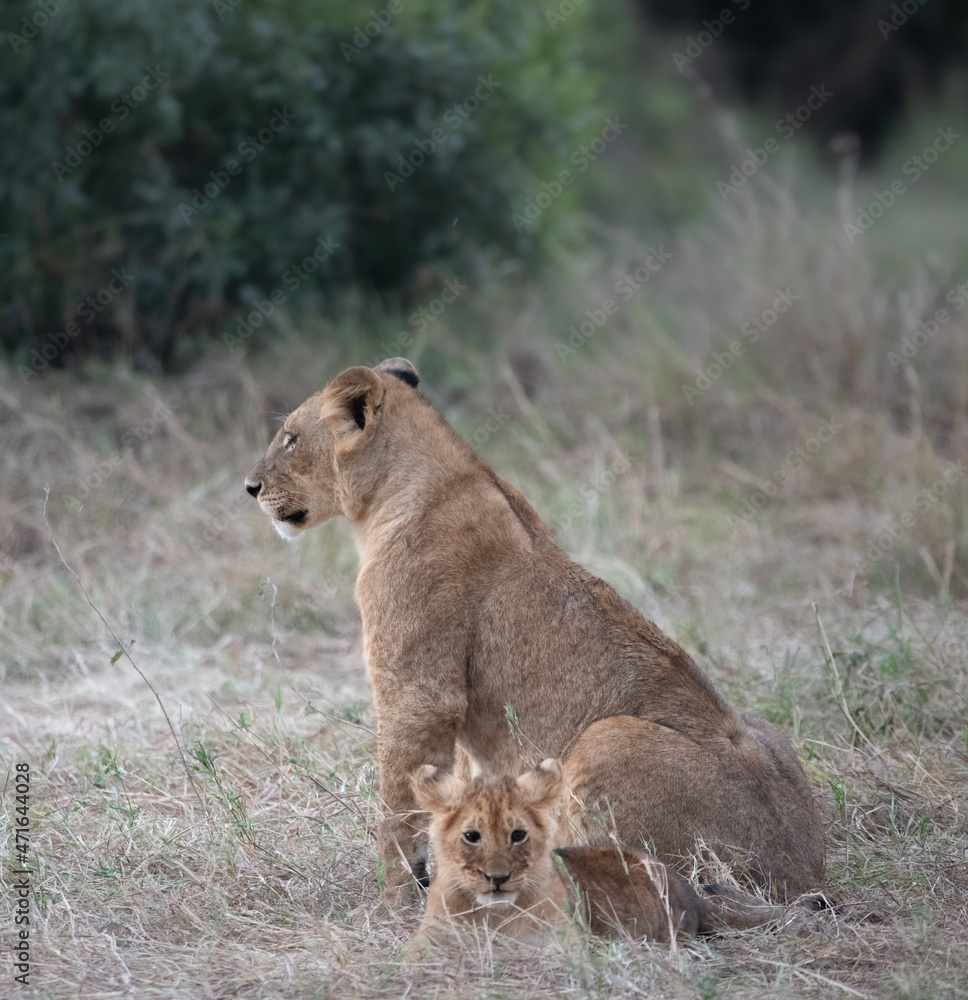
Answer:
[411,759,570,946]
[412,761,786,946]
[554,847,787,939]
[244,358,825,902]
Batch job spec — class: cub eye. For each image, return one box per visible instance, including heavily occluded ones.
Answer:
[510,829,528,844]
[462,830,481,844]
[284,433,298,452]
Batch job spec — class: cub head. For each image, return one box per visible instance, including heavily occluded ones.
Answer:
[412,759,563,908]
[244,358,420,539]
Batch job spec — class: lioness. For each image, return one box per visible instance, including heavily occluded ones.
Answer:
[412,758,786,947]
[244,358,824,902]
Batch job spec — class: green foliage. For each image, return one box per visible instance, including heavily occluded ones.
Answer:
[758,650,803,729]
[0,0,599,367]
[577,0,727,233]
[830,626,957,741]
[187,738,254,836]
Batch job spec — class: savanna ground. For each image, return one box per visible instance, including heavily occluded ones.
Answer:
[3,129,968,998]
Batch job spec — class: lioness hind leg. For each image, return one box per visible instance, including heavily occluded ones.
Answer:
[562,715,824,899]
[555,844,702,941]
[554,845,787,940]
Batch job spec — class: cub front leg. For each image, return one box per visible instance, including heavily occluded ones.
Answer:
[375,694,466,905]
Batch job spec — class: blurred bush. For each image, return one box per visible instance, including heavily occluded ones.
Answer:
[576,0,729,235]
[0,0,598,369]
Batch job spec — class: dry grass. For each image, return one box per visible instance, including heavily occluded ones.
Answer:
[2,179,968,998]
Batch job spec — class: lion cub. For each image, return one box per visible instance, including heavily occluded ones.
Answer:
[412,759,784,947]
[411,759,569,946]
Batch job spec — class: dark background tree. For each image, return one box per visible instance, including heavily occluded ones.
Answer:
[637,0,968,158]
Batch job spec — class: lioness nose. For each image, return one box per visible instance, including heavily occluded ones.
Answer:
[245,478,262,498]
[485,874,510,888]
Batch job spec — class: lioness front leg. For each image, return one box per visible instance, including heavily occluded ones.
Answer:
[375,697,465,905]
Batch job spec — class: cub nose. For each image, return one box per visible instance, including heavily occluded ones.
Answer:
[245,478,262,498]
[485,874,510,888]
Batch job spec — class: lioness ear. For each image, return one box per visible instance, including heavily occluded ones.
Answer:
[322,366,385,434]
[373,357,420,388]
[517,758,563,807]
[412,765,465,813]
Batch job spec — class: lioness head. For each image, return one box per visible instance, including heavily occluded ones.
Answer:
[244,358,420,539]
[412,759,563,909]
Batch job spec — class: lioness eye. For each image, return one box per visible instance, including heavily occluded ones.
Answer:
[284,433,297,452]
[463,830,481,844]
[510,829,527,844]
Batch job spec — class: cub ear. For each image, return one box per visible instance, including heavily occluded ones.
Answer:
[516,758,563,807]
[412,765,465,813]
[322,366,386,433]
[373,357,420,388]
